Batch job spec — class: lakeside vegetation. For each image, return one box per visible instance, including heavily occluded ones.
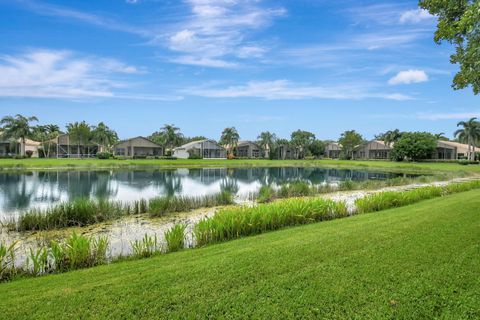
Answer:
[1,158,480,174]
[3,179,480,283]
[0,190,479,318]
[11,192,234,231]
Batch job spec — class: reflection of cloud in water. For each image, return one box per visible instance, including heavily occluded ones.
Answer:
[0,167,411,218]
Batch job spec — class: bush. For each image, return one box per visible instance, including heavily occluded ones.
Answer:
[188,154,203,159]
[133,155,147,159]
[96,152,112,159]
[25,150,33,158]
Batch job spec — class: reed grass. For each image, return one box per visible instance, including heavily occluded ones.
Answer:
[0,241,18,282]
[130,234,161,258]
[355,180,480,214]
[149,192,233,217]
[14,192,234,231]
[165,224,187,252]
[194,197,348,246]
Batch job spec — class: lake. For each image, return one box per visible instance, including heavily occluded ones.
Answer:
[0,167,413,217]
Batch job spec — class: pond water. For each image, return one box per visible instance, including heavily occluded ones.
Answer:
[0,167,414,218]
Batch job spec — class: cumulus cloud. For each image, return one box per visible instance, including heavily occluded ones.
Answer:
[388,69,428,85]
[164,0,286,67]
[0,49,178,100]
[399,9,433,24]
[182,79,412,101]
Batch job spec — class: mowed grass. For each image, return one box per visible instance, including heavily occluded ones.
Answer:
[1,191,479,319]
[1,157,480,173]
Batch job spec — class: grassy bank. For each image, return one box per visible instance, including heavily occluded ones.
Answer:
[0,158,479,174]
[0,190,478,319]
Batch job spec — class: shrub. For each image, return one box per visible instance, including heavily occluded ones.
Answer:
[188,154,203,159]
[25,150,33,158]
[96,152,112,159]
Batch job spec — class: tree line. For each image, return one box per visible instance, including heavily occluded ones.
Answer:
[1,114,479,160]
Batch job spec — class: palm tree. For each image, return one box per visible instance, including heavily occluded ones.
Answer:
[0,114,38,156]
[383,129,402,147]
[91,122,118,153]
[257,131,277,158]
[67,121,92,158]
[454,118,480,160]
[220,127,240,156]
[160,124,183,155]
[32,124,60,158]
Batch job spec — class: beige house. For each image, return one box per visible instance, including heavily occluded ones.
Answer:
[433,140,470,160]
[173,139,226,159]
[324,142,342,159]
[53,134,98,158]
[114,136,164,157]
[235,141,262,158]
[0,133,41,157]
[277,144,299,160]
[354,140,392,160]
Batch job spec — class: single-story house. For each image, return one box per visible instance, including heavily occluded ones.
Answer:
[277,144,300,160]
[433,140,470,160]
[354,140,392,160]
[324,142,342,159]
[53,134,98,158]
[173,139,226,159]
[0,133,41,157]
[235,141,262,158]
[114,136,164,157]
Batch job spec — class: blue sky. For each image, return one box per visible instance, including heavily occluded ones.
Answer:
[0,0,478,141]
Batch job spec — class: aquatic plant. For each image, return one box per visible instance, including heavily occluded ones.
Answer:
[165,224,187,253]
[194,197,348,246]
[277,181,314,198]
[355,180,480,213]
[131,234,160,258]
[26,247,50,276]
[257,185,276,203]
[49,233,109,272]
[148,192,233,217]
[0,241,18,282]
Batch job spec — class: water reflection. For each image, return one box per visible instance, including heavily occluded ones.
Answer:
[0,167,411,217]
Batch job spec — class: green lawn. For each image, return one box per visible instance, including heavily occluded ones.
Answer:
[1,157,479,174]
[1,190,479,319]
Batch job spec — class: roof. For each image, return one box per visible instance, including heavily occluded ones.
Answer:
[437,140,470,153]
[175,139,220,150]
[231,140,261,149]
[114,136,163,147]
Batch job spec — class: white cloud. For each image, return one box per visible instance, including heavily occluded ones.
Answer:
[400,9,434,24]
[416,112,480,121]
[0,49,177,100]
[163,0,286,67]
[388,69,428,85]
[182,79,412,101]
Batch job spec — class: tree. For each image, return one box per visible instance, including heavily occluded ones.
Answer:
[375,129,403,146]
[434,132,449,141]
[0,114,38,156]
[66,121,92,157]
[91,122,118,153]
[391,132,437,161]
[257,131,277,158]
[32,124,60,158]
[308,140,326,158]
[150,124,184,154]
[420,0,480,94]
[454,117,480,160]
[338,130,363,159]
[219,127,240,156]
[290,130,316,159]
